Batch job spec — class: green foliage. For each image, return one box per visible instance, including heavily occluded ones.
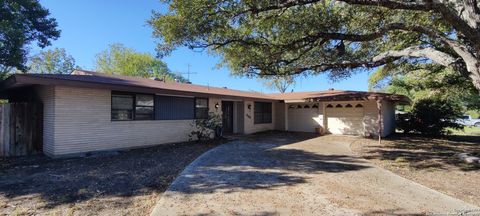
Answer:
[28,48,76,74]
[0,0,60,72]
[95,44,185,82]
[466,110,480,119]
[189,112,223,141]
[149,0,452,80]
[369,62,479,112]
[396,98,464,136]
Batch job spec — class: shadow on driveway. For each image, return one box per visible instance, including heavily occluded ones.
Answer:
[166,132,370,195]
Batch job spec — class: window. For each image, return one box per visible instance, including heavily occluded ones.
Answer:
[135,94,154,120]
[345,104,353,108]
[254,102,272,124]
[304,105,310,108]
[312,104,319,108]
[355,104,363,108]
[112,93,134,120]
[326,104,333,108]
[195,98,209,119]
[335,104,343,108]
[111,92,154,121]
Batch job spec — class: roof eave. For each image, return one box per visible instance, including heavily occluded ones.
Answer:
[1,75,277,101]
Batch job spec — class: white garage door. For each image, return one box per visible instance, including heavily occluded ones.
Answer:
[326,103,364,135]
[287,104,321,133]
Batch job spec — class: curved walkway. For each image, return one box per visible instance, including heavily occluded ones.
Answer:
[151,133,477,215]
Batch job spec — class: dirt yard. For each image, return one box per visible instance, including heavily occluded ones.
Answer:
[351,133,480,207]
[0,140,222,216]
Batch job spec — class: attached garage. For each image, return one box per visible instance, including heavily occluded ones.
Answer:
[325,102,364,135]
[287,103,322,132]
[273,90,410,137]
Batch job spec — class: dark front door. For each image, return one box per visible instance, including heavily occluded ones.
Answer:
[222,101,234,134]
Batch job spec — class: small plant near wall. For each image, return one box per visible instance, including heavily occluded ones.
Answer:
[189,112,223,141]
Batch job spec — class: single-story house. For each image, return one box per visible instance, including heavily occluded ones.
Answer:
[0,70,409,157]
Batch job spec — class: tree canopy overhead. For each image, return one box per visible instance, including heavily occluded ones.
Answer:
[0,0,60,72]
[150,0,480,92]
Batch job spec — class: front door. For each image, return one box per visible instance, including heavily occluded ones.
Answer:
[222,101,234,134]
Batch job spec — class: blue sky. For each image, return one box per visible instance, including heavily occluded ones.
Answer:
[37,0,371,93]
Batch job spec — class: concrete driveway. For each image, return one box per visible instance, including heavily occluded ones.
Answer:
[151,133,477,215]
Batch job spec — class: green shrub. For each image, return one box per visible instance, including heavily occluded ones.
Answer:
[189,112,222,141]
[396,98,463,136]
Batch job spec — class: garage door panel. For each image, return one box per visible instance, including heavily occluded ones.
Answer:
[326,105,364,135]
[287,104,321,133]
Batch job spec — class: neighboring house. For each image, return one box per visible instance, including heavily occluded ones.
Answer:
[0,70,409,157]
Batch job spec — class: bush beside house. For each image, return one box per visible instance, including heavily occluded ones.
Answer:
[396,98,464,136]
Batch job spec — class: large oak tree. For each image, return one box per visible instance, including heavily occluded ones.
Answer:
[150,0,480,93]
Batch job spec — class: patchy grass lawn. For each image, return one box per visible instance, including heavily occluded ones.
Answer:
[0,140,223,216]
[449,126,480,136]
[351,134,480,207]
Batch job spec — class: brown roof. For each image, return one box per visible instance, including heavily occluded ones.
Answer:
[0,70,275,101]
[0,70,410,103]
[270,90,410,103]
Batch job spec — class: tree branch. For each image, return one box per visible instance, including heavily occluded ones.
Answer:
[338,0,431,11]
[254,46,456,76]
[338,0,480,48]
[372,46,457,66]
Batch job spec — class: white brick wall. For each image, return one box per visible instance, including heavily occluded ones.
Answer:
[46,86,196,156]
[37,86,280,157]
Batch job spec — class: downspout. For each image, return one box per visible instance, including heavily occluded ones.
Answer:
[323,102,327,132]
[376,98,383,144]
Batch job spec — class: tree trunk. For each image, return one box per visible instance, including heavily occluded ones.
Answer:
[469,63,480,93]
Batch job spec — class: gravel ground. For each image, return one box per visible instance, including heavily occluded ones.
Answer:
[0,140,222,216]
[351,134,480,207]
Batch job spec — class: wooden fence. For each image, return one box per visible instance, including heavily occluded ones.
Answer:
[0,103,43,157]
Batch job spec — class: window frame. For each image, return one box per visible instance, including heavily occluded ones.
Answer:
[111,91,155,121]
[194,97,209,119]
[254,102,272,124]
